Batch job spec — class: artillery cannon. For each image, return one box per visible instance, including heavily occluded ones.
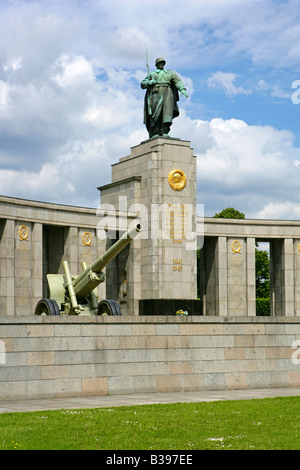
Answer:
[34,223,142,316]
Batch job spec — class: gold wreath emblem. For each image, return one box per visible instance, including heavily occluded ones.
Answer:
[231,240,241,254]
[168,169,186,191]
[82,232,92,246]
[19,225,29,241]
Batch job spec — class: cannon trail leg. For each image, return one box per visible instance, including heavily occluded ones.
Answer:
[63,260,80,314]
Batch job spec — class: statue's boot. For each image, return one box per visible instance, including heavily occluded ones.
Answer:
[162,122,171,136]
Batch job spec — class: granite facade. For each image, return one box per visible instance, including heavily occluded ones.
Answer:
[0,316,299,400]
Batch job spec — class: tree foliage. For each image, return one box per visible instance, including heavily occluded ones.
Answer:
[255,248,270,316]
[213,207,245,219]
[255,248,270,298]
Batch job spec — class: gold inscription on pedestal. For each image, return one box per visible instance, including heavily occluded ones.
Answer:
[168,169,186,191]
[173,258,183,271]
[168,204,186,244]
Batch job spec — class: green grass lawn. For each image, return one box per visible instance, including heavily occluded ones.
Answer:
[0,396,299,450]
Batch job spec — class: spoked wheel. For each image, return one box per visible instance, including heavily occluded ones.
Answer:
[34,299,60,316]
[97,300,122,316]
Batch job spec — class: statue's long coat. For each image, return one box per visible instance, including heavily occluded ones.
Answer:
[142,70,181,133]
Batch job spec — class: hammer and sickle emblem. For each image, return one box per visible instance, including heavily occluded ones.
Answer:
[19,225,29,241]
[168,169,187,191]
[231,240,241,254]
[82,232,92,246]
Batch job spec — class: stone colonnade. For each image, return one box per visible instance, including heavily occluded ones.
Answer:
[0,197,112,316]
[2,137,300,317]
[199,218,300,316]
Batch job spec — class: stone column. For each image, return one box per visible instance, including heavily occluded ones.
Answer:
[246,237,256,316]
[294,239,300,316]
[282,238,295,316]
[65,226,78,276]
[0,219,15,315]
[227,237,256,316]
[270,238,295,316]
[14,221,34,315]
[199,236,227,316]
[31,223,43,314]
[216,236,228,316]
[199,235,255,316]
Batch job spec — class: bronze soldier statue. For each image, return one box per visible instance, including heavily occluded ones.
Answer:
[141,57,188,139]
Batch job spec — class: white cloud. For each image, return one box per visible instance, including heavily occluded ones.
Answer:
[207,72,251,97]
[3,57,22,71]
[0,0,300,221]
[52,55,94,88]
[256,202,300,220]
[107,26,154,60]
[0,80,7,105]
[258,79,291,100]
[0,130,146,207]
[190,117,300,218]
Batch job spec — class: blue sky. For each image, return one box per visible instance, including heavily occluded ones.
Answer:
[196,66,300,142]
[0,0,300,219]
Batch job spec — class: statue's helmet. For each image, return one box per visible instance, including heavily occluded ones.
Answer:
[155,57,166,66]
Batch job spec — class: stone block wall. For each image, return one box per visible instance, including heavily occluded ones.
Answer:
[0,316,300,401]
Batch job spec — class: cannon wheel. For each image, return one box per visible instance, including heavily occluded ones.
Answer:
[34,299,60,316]
[97,300,122,316]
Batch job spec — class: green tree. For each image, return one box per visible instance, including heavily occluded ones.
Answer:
[255,248,270,298]
[213,207,245,219]
[255,248,270,316]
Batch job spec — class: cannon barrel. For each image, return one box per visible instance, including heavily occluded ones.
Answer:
[72,223,142,299]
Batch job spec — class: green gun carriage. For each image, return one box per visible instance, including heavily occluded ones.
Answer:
[34,223,142,316]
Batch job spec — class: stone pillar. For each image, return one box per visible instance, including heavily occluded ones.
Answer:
[78,226,107,311]
[283,239,295,317]
[31,223,43,314]
[199,236,226,316]
[14,221,34,315]
[216,236,228,316]
[65,226,78,276]
[246,237,256,316]
[0,219,15,315]
[270,239,295,316]
[199,236,255,316]
[270,239,282,316]
[99,137,199,315]
[227,237,256,316]
[294,239,300,316]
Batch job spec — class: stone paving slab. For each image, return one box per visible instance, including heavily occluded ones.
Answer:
[1,387,300,414]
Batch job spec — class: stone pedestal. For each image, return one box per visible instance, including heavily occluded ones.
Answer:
[99,137,199,315]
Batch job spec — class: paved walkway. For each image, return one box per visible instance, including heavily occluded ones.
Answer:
[1,387,300,414]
